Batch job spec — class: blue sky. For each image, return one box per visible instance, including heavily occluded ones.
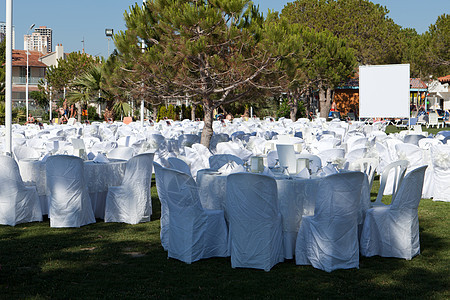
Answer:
[1,0,448,58]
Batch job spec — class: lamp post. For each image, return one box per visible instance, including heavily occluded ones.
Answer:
[26,23,35,122]
[105,28,113,57]
[140,0,145,127]
[5,0,13,155]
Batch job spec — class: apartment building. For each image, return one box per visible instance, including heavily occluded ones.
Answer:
[0,21,15,48]
[11,50,47,108]
[24,25,52,54]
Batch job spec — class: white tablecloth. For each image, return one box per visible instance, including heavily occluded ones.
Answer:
[196,170,325,259]
[19,158,127,218]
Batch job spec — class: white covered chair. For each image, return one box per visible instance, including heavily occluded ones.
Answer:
[209,154,244,170]
[360,166,427,260]
[184,143,212,179]
[177,134,201,154]
[104,153,155,224]
[215,141,252,161]
[46,155,96,228]
[372,160,408,207]
[226,173,284,271]
[349,157,378,193]
[296,153,322,174]
[156,165,228,263]
[107,146,134,160]
[317,148,345,168]
[295,171,365,272]
[167,157,191,176]
[430,145,450,202]
[276,144,297,175]
[395,143,425,172]
[153,162,170,250]
[13,145,40,161]
[0,155,42,226]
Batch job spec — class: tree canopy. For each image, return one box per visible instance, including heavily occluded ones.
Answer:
[281,0,403,65]
[113,0,292,146]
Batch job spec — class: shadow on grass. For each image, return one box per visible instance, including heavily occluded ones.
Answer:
[0,218,448,299]
[1,194,449,299]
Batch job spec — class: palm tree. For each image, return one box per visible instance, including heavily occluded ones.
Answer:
[68,64,114,122]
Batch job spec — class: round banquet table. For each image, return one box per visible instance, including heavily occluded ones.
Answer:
[18,158,127,218]
[195,169,369,259]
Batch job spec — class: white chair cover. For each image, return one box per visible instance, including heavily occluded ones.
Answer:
[46,155,95,228]
[13,145,40,161]
[177,134,201,153]
[153,162,170,251]
[295,171,364,272]
[395,143,425,171]
[430,145,450,202]
[156,166,228,263]
[317,148,345,168]
[209,133,229,152]
[276,144,297,174]
[104,153,155,224]
[184,143,212,179]
[360,166,427,259]
[296,154,322,174]
[107,146,134,160]
[226,173,284,271]
[209,154,244,170]
[0,155,42,226]
[215,141,252,161]
[167,157,191,176]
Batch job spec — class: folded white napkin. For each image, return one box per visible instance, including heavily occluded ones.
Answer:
[218,161,245,174]
[261,166,275,177]
[295,167,310,179]
[87,152,96,160]
[321,164,338,176]
[93,153,110,163]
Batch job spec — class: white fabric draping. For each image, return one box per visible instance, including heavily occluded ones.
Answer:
[46,155,96,228]
[226,173,284,271]
[0,155,42,226]
[295,171,365,272]
[105,153,155,224]
[360,166,427,259]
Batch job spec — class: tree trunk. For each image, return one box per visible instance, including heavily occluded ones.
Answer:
[318,82,328,118]
[200,100,214,148]
[191,104,196,121]
[288,93,298,122]
[152,104,158,121]
[76,102,82,123]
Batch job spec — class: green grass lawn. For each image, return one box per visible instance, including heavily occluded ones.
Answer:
[385,124,449,136]
[1,176,449,299]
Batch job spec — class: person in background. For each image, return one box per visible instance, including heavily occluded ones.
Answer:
[59,107,67,124]
[330,101,337,112]
[69,104,77,119]
[63,99,68,118]
[26,113,35,124]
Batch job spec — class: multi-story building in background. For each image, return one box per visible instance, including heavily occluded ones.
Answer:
[24,25,52,54]
[11,49,47,109]
[0,21,15,48]
[34,26,52,52]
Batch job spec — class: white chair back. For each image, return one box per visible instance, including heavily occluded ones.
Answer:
[373,160,408,206]
[45,155,95,227]
[276,144,297,175]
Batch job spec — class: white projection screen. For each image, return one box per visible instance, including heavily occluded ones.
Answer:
[359,64,410,118]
